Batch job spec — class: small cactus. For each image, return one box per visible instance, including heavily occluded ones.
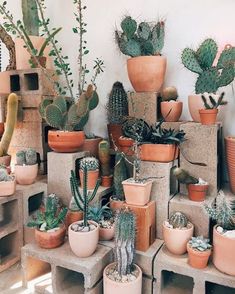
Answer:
[16,149,37,165]
[113,152,128,201]
[80,157,99,171]
[201,92,227,109]
[98,140,111,176]
[188,236,212,252]
[161,87,178,102]
[169,212,188,229]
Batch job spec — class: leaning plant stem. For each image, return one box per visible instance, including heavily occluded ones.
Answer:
[77,0,83,96]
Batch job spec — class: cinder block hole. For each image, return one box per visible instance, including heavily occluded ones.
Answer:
[0,231,19,265]
[206,281,235,294]
[55,266,85,293]
[28,192,43,217]
[161,270,193,294]
[24,73,39,91]
[10,74,20,91]
[170,165,178,194]
[0,199,18,227]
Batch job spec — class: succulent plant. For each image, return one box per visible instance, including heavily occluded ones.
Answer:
[16,148,37,166]
[98,140,111,176]
[181,39,235,94]
[80,157,99,172]
[169,212,189,229]
[22,0,40,36]
[201,92,227,110]
[0,167,12,182]
[88,201,113,224]
[172,167,199,185]
[161,86,178,102]
[188,236,212,252]
[122,117,151,143]
[113,152,128,201]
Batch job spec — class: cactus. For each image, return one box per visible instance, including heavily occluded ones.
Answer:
[80,157,99,171]
[98,140,111,176]
[22,0,40,36]
[0,93,18,157]
[113,152,128,201]
[0,167,12,182]
[172,167,199,185]
[114,208,136,276]
[16,149,37,166]
[16,150,26,166]
[107,82,128,124]
[161,86,178,102]
[169,212,189,229]
[201,92,227,109]
[188,236,212,252]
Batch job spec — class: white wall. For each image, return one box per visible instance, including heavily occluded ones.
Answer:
[1,0,235,137]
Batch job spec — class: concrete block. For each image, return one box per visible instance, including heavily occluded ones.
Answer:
[162,121,187,131]
[21,94,53,108]
[143,275,154,294]
[0,71,11,94]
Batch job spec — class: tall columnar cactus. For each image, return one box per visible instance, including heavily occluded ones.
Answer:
[115,208,136,276]
[107,82,128,124]
[16,149,37,165]
[169,212,189,229]
[181,39,235,94]
[98,140,111,176]
[0,93,18,157]
[113,152,128,201]
[22,0,40,36]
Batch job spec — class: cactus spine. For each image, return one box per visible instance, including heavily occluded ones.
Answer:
[98,140,111,176]
[22,0,40,36]
[169,212,188,229]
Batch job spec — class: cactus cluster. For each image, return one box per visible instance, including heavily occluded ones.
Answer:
[80,157,99,171]
[98,140,111,176]
[181,39,235,94]
[188,236,212,252]
[161,86,178,102]
[115,16,165,57]
[16,148,37,166]
[169,212,189,229]
[0,167,12,182]
[22,0,40,36]
[201,92,227,110]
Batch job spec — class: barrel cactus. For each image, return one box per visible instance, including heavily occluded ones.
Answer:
[169,212,188,229]
[16,149,37,165]
[161,86,178,101]
[80,157,99,171]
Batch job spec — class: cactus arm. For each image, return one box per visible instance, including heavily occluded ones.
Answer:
[201,95,211,109]
[196,38,218,69]
[181,48,203,74]
[38,27,62,57]
[70,171,84,211]
[22,0,40,36]
[217,47,235,69]
[217,65,235,88]
[208,95,217,109]
[83,167,88,227]
[88,178,101,203]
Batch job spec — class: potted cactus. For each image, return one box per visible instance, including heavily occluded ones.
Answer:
[103,208,142,294]
[205,191,235,276]
[79,157,100,190]
[163,212,194,255]
[0,167,16,197]
[14,148,38,185]
[69,170,100,257]
[187,236,212,269]
[181,39,235,122]
[65,197,83,231]
[98,140,113,187]
[115,16,166,92]
[161,86,183,122]
[27,194,67,249]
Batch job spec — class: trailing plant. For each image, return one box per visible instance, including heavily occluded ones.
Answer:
[80,156,99,171]
[201,92,227,109]
[161,86,178,102]
[0,167,13,182]
[22,0,40,36]
[98,140,111,176]
[181,38,235,94]
[115,16,165,57]
[169,212,189,229]
[88,201,113,224]
[16,149,37,166]
[188,236,212,252]
[172,167,199,185]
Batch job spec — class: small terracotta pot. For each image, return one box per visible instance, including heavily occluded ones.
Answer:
[118,136,135,155]
[0,155,11,168]
[65,210,83,230]
[127,56,167,92]
[163,222,194,255]
[161,101,183,122]
[78,137,103,157]
[122,179,152,206]
[99,224,115,241]
[14,164,38,185]
[109,198,125,212]
[30,56,47,68]
[101,175,113,187]
[104,262,142,294]
[0,179,16,197]
[213,225,235,276]
[187,243,211,269]
[35,225,66,249]
[68,220,99,257]
[107,124,122,149]
[79,169,99,190]
[199,109,218,125]
[0,123,4,137]
[48,130,85,153]
[187,184,208,202]
[140,144,178,162]
[225,137,235,193]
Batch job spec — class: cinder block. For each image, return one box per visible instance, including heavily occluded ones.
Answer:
[162,121,187,131]
[0,71,11,94]
[143,275,154,294]
[21,94,53,108]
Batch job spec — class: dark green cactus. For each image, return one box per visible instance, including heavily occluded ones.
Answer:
[98,140,111,176]
[201,92,227,109]
[169,212,189,229]
[113,152,128,201]
[22,0,40,36]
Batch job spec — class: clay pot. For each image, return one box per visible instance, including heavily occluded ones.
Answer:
[187,184,209,202]
[68,220,99,257]
[79,169,99,190]
[14,164,38,185]
[127,56,167,92]
[99,224,115,241]
[109,197,125,212]
[122,179,152,206]
[35,225,66,249]
[161,101,183,122]
[107,124,122,149]
[48,130,85,153]
[0,155,11,168]
[30,56,47,68]
[78,137,103,157]
[118,137,134,155]
[225,137,235,193]
[0,123,4,137]
[0,179,16,197]
[65,210,83,230]
[187,243,211,269]
[199,109,218,125]
[213,225,235,276]
[101,175,113,187]
[140,144,179,162]
[163,222,194,255]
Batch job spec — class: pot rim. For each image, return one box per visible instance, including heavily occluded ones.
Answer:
[187,183,209,191]
[15,163,38,168]
[140,143,177,147]
[122,178,153,187]
[213,224,235,241]
[128,55,166,61]
[225,136,235,142]
[49,130,85,134]
[161,101,182,104]
[199,109,218,114]
[79,169,99,173]
[36,224,66,234]
[69,220,99,235]
[187,242,212,256]
[163,221,194,232]
[0,178,15,184]
[101,175,113,179]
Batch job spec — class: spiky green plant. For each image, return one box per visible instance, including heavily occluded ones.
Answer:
[88,201,113,224]
[201,92,227,109]
[98,140,111,176]
[16,148,37,165]
[80,157,99,171]
[114,208,136,276]
[0,167,13,182]
[188,236,212,252]
[113,152,128,201]
[169,212,189,229]
[22,0,40,36]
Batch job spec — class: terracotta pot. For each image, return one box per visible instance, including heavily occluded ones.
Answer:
[0,123,4,137]
[101,175,113,187]
[187,243,211,269]
[68,220,99,257]
[225,137,235,193]
[0,179,16,197]
[127,56,167,92]
[0,155,11,168]
[109,198,125,212]
[140,144,178,162]
[213,225,235,276]
[48,130,85,153]
[78,137,103,157]
[199,109,218,125]
[65,210,83,230]
[104,262,142,294]
[35,225,66,249]
[99,224,115,241]
[30,56,47,68]
[161,101,183,122]
[79,169,99,190]
[118,137,135,155]
[14,164,38,185]
[187,184,208,202]
[122,179,152,206]
[107,124,122,149]
[163,222,194,255]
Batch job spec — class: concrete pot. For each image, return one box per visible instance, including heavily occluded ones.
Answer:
[0,179,16,197]
[187,184,209,202]
[78,137,103,157]
[225,137,235,193]
[99,224,115,241]
[199,109,218,125]
[187,243,211,269]
[140,144,179,162]
[35,225,66,249]
[161,101,183,122]
[79,169,99,190]
[15,164,38,185]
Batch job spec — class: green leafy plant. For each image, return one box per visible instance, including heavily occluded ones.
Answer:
[169,212,189,229]
[201,92,227,109]
[16,148,37,166]
[88,201,113,224]
[188,236,212,252]
[80,157,99,171]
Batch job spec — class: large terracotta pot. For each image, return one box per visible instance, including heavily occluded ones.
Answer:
[187,243,211,269]
[99,224,115,241]
[199,109,218,125]
[79,169,99,190]
[0,155,11,167]
[48,130,85,153]
[107,124,122,149]
[213,225,235,276]
[104,262,142,294]
[163,222,194,255]
[30,56,47,68]
[101,175,113,188]
[0,179,16,197]
[65,210,83,230]
[225,137,235,193]
[14,164,38,185]
[161,101,183,122]
[187,184,209,202]
[68,220,99,257]
[140,144,178,162]
[127,56,167,92]
[122,179,152,206]
[35,225,66,249]
[78,137,103,157]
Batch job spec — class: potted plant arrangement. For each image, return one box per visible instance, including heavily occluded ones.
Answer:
[0,166,16,197]
[161,86,183,122]
[225,136,235,193]
[78,133,103,157]
[27,194,67,249]
[103,208,142,294]
[205,191,235,276]
[79,157,99,190]
[14,148,38,185]
[187,236,212,269]
[199,92,227,125]
[163,212,194,255]
[181,39,235,122]
[69,169,100,257]
[98,140,113,187]
[115,16,166,92]
[88,201,115,241]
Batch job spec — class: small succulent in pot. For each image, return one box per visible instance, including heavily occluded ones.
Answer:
[0,166,15,197]
[161,86,178,102]
[161,87,183,122]
[188,236,212,252]
[79,156,100,190]
[16,148,37,166]
[80,156,99,171]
